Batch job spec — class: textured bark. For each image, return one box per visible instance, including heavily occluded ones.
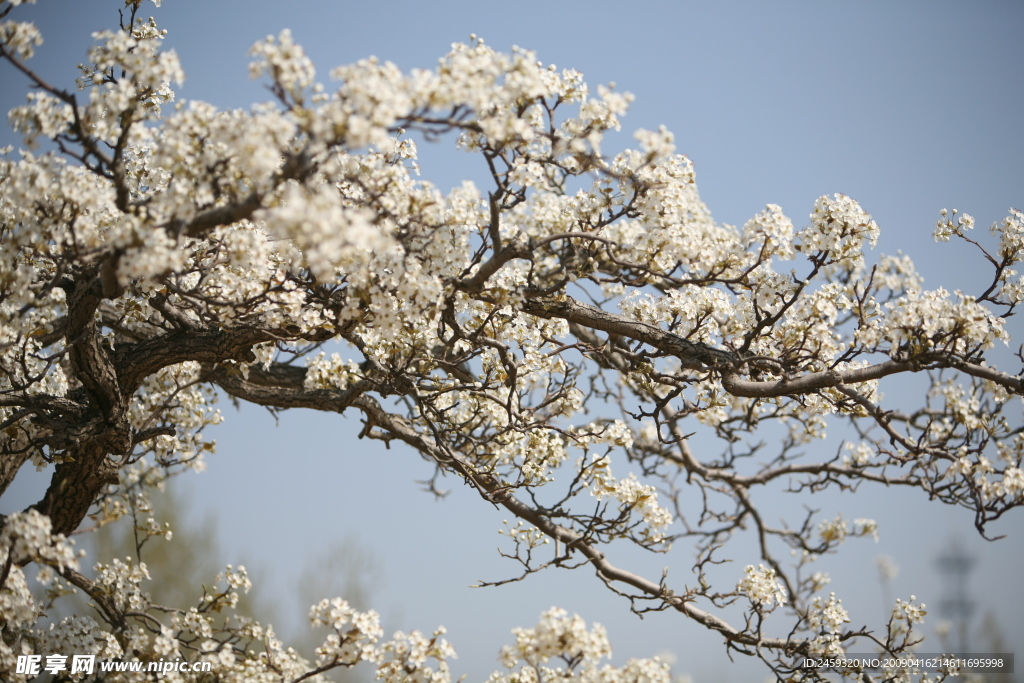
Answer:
[34,443,118,537]
[211,363,371,413]
[521,294,737,369]
[0,451,32,499]
[19,276,282,536]
[115,326,269,394]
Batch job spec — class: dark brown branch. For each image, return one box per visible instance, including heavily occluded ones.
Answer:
[520,294,736,369]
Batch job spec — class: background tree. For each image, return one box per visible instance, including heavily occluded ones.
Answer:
[0,1,1021,681]
[75,486,377,683]
[80,486,262,620]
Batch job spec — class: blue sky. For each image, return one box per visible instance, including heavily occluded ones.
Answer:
[2,1,1023,681]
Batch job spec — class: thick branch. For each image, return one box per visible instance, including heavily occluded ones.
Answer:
[116,326,271,395]
[34,442,118,537]
[62,274,131,453]
[521,294,736,369]
[523,294,1024,399]
[169,191,264,239]
[0,451,32,500]
[211,363,371,413]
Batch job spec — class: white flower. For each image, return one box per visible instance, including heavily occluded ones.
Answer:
[0,20,43,60]
[738,564,787,607]
[807,593,849,633]
[0,509,78,571]
[796,193,879,268]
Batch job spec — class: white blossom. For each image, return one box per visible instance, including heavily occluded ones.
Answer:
[0,6,1018,681]
[737,564,786,607]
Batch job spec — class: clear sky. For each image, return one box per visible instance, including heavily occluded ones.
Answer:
[2,1,1023,681]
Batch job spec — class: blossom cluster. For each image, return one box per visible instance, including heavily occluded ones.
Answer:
[817,516,879,546]
[737,563,787,608]
[804,593,850,657]
[494,608,670,683]
[309,598,384,667]
[585,456,673,544]
[796,193,879,269]
[0,509,78,571]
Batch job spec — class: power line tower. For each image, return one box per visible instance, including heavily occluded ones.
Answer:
[936,537,975,654]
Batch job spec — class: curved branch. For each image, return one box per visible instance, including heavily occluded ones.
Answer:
[520,294,735,369]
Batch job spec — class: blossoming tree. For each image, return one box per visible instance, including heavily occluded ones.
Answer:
[1,0,1022,681]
